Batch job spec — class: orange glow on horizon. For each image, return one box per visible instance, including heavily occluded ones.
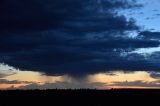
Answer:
[4,71,73,84]
[88,71,156,84]
[0,84,29,89]
[0,69,160,89]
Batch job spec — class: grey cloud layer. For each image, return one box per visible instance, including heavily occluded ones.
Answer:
[0,79,31,84]
[112,80,160,88]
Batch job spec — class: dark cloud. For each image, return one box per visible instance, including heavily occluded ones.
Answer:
[0,0,140,32]
[0,0,160,76]
[139,31,160,39]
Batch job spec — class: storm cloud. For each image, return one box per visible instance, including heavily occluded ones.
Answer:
[0,0,160,76]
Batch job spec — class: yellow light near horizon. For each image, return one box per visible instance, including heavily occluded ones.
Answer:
[0,84,29,89]
[88,71,156,84]
[4,71,72,84]
[1,64,160,89]
[0,69,160,89]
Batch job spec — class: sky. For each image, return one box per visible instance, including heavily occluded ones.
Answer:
[0,0,160,89]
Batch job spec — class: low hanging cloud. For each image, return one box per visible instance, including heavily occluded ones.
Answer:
[0,64,17,78]
[139,31,160,39]
[19,82,106,90]
[0,0,160,76]
[112,80,160,88]
[0,79,31,84]
[150,72,160,79]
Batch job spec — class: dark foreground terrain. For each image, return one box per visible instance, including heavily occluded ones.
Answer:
[0,89,160,105]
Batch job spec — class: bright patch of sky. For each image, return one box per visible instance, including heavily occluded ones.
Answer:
[118,0,160,56]
[0,63,17,77]
[120,0,160,31]
[129,46,160,55]
[120,46,160,57]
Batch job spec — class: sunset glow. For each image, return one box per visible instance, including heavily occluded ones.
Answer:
[0,64,160,89]
[1,0,160,90]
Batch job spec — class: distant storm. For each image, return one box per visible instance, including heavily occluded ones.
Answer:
[0,0,160,89]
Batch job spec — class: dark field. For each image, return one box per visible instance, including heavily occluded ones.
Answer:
[0,89,160,104]
[1,89,160,97]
